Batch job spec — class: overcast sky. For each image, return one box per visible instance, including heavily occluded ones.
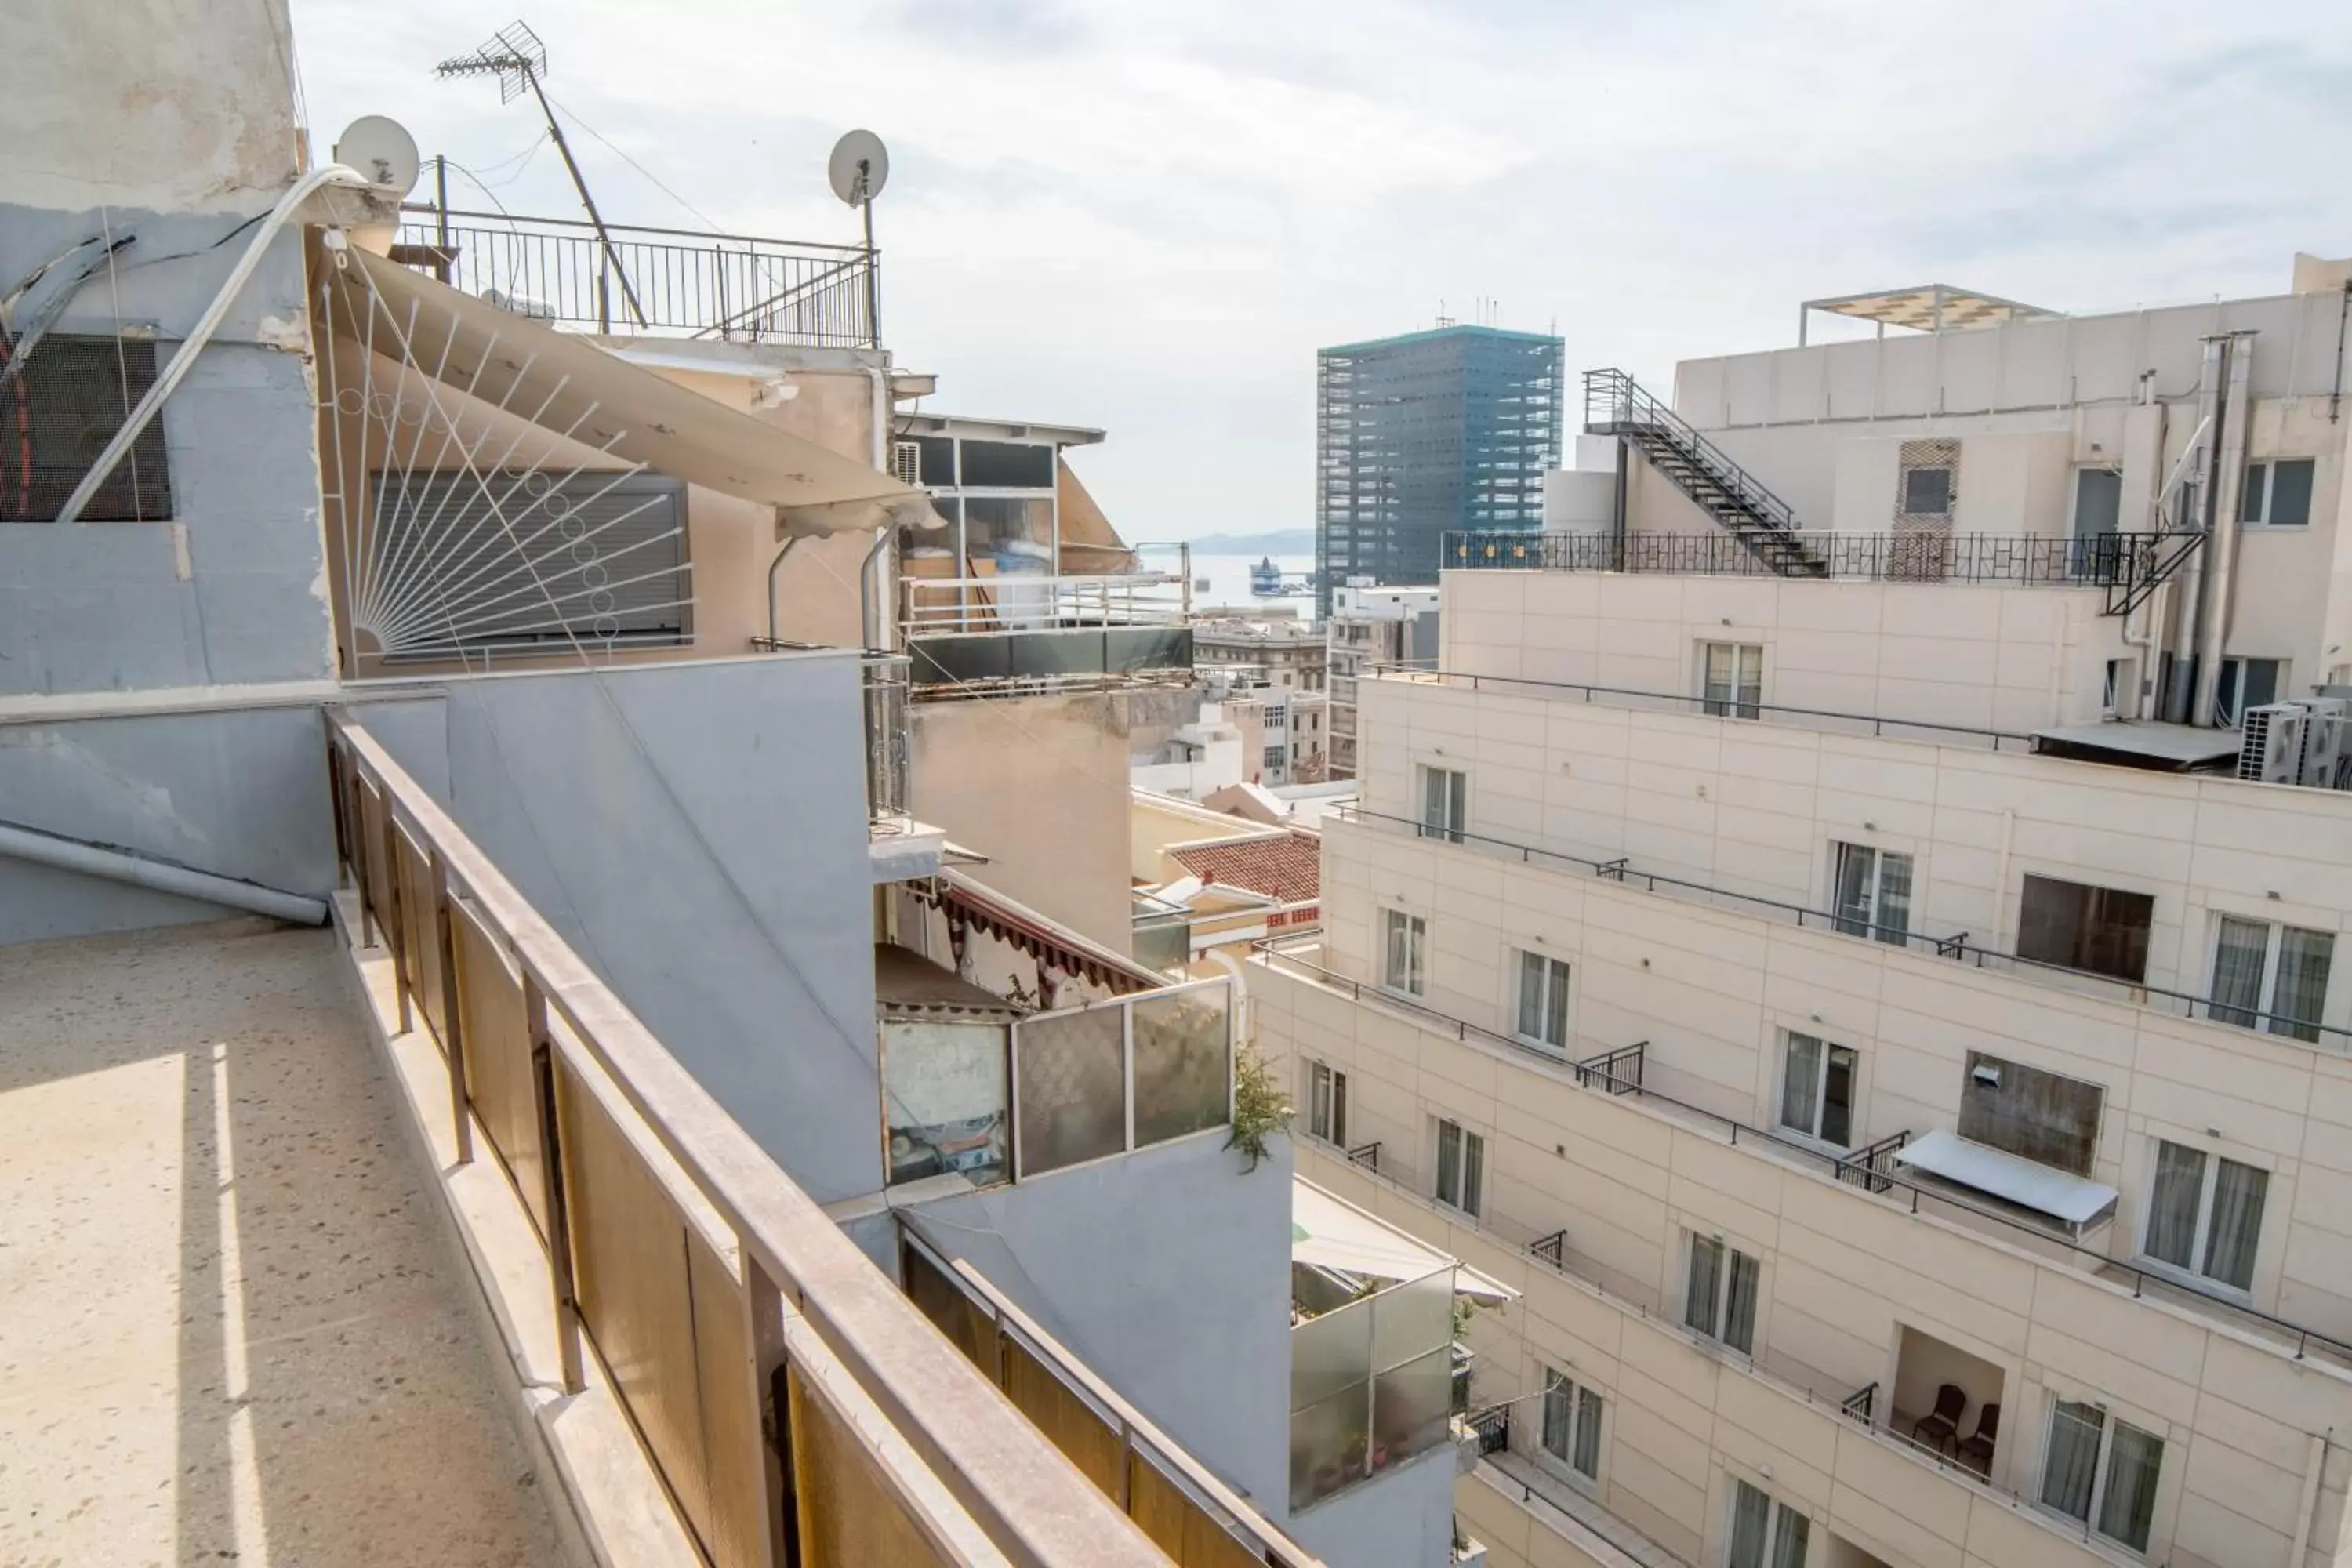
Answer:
[292,0,2351,544]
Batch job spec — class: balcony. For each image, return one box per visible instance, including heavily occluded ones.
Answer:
[1443,529,2159,590]
[900,571,1195,695]
[395,205,877,347]
[317,714,1192,1563]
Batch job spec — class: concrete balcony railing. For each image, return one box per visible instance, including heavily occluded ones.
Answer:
[325,713,1189,1566]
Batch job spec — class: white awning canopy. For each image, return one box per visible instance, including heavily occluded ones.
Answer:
[1894,1128,2118,1227]
[331,244,942,539]
[1292,1178,1516,1303]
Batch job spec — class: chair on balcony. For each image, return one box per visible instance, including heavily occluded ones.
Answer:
[1957,1403,1999,1472]
[1911,1384,1966,1453]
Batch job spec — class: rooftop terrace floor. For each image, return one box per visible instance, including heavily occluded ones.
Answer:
[0,920,565,1566]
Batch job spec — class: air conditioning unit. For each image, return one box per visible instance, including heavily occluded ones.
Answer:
[890,440,922,485]
[2240,702,2309,784]
[2304,712,2352,789]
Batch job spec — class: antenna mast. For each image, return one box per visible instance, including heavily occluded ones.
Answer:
[436,21,646,331]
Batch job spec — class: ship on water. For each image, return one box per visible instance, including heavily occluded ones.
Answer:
[1249,555,1283,595]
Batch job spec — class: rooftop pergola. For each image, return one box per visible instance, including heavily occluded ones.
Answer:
[1798,284,2063,344]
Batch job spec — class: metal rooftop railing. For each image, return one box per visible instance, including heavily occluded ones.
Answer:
[395,205,877,347]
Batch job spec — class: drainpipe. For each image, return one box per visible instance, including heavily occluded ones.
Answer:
[2162,337,2229,721]
[764,536,802,645]
[864,359,896,651]
[2192,332,2257,727]
[2288,1431,2327,1568]
[0,819,327,925]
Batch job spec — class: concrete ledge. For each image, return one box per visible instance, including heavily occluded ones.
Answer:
[330,887,699,1568]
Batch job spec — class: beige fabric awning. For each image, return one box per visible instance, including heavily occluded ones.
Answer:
[332,245,941,539]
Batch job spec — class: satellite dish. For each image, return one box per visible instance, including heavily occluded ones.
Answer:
[828,129,890,207]
[333,115,422,198]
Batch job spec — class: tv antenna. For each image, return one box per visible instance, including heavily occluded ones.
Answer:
[828,130,889,347]
[435,20,645,329]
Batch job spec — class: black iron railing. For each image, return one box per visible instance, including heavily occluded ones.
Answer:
[1841,1382,1878,1425]
[1468,1403,1513,1457]
[1334,799,2352,1051]
[1573,1042,1645,1095]
[396,206,876,347]
[1446,528,2172,590]
[1838,1131,1911,1196]
[1584,368,1804,536]
[1250,937,2352,1366]
[1529,1232,1567,1269]
[1367,664,2039,754]
[1348,1141,1382,1173]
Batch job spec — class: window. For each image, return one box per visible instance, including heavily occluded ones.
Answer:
[1702,643,1763,720]
[1417,765,1466,843]
[1903,465,1955,517]
[1831,842,1912,944]
[2073,466,2123,538]
[954,437,1055,488]
[2016,873,2154,983]
[1263,745,1286,773]
[1515,951,1572,1051]
[1726,1479,1809,1568]
[2216,657,2284,728]
[2039,1399,2161,1554]
[1539,1367,1603,1483]
[2240,459,2315,526]
[2103,658,2136,715]
[1435,1117,1485,1217]
[2210,915,2332,1041]
[1307,1061,1348,1148]
[1778,1033,1856,1147]
[0,334,174,521]
[1383,909,1427,996]
[1960,1051,2104,1176]
[1682,1234,1759,1354]
[2144,1139,2267,1291]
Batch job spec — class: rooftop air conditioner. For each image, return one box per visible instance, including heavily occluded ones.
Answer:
[891,440,922,485]
[2304,712,2352,790]
[2240,702,2309,784]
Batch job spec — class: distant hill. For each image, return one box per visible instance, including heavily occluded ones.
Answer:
[1186,528,1316,554]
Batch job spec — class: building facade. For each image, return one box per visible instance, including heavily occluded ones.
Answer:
[1316,325,1564,614]
[1327,582,1441,779]
[1257,267,2352,1568]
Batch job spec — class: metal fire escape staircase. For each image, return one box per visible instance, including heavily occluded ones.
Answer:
[1584,368,1828,577]
[2098,415,2212,619]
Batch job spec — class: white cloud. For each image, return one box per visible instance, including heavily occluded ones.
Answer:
[293,0,2352,542]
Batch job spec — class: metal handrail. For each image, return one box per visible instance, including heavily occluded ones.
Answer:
[1467,1403,1513,1456]
[326,715,1164,1563]
[1584,368,1803,533]
[1335,797,2352,1050]
[1446,528,2168,588]
[1366,662,2039,753]
[1251,937,2352,1364]
[393,206,875,345]
[900,571,1193,636]
[1841,1382,1878,1424]
[1348,1140,1382,1172]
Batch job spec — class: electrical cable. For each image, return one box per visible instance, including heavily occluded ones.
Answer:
[540,89,728,236]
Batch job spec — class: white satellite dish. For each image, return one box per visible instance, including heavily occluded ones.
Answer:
[333,115,423,198]
[827,129,890,207]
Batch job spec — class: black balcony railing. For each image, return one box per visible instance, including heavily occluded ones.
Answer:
[1838,1131,1911,1196]
[395,207,877,347]
[1841,1382,1878,1425]
[1573,1042,1645,1095]
[1467,1403,1512,1457]
[1338,800,2352,1051]
[1528,1232,1566,1269]
[1446,528,2171,589]
[1251,937,2352,1367]
[1347,1141,1382,1174]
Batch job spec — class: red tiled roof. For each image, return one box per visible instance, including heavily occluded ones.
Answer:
[1169,832,1321,907]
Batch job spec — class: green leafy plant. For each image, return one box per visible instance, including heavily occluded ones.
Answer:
[1226,1043,1293,1171]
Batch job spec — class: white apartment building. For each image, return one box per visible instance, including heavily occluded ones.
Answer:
[1251,262,2352,1568]
[1329,583,1442,779]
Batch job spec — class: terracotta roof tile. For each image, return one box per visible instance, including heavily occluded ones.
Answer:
[1168,832,1321,906]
